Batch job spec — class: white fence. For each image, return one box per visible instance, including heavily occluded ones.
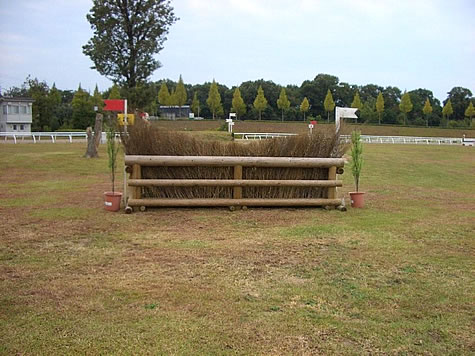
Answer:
[0,131,122,144]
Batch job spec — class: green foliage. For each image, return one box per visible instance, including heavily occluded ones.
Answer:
[423,98,433,127]
[375,92,384,124]
[191,92,200,117]
[71,84,95,129]
[108,84,121,99]
[158,82,171,106]
[83,0,177,91]
[464,102,474,119]
[399,92,413,125]
[324,89,335,123]
[175,75,187,107]
[207,80,223,119]
[360,97,378,124]
[442,99,454,125]
[351,91,363,124]
[300,97,310,120]
[253,85,268,120]
[350,130,363,192]
[106,125,120,193]
[276,88,290,121]
[91,85,104,111]
[231,87,246,119]
[446,87,472,121]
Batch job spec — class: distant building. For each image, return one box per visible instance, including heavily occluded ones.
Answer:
[0,96,34,133]
[159,105,191,120]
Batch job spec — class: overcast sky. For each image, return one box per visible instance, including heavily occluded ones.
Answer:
[0,0,474,102]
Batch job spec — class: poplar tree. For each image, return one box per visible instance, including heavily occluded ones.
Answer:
[207,80,223,119]
[399,92,413,125]
[351,91,363,124]
[276,88,290,122]
[191,92,200,117]
[464,102,474,127]
[375,92,385,125]
[442,99,453,126]
[175,75,187,107]
[253,85,268,120]
[422,98,433,127]
[231,87,246,119]
[158,82,171,106]
[324,89,335,123]
[300,97,310,120]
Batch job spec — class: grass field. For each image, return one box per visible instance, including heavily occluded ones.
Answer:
[1,141,474,354]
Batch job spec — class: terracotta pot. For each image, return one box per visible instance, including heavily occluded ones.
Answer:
[349,192,365,208]
[104,192,123,212]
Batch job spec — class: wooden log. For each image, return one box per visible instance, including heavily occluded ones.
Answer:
[327,166,337,200]
[336,167,344,175]
[128,198,342,207]
[124,155,345,168]
[233,165,242,199]
[128,179,343,187]
[130,164,142,200]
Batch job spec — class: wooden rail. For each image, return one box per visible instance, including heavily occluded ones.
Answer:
[124,155,345,212]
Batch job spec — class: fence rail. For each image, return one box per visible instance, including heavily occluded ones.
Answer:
[124,155,345,212]
[0,131,122,144]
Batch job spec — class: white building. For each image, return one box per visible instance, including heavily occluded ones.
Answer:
[0,96,34,133]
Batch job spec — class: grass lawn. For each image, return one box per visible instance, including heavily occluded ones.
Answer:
[0,141,474,355]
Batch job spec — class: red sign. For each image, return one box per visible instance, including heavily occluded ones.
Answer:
[310,120,317,125]
[103,99,125,112]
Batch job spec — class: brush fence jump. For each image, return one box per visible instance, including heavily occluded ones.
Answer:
[124,155,344,211]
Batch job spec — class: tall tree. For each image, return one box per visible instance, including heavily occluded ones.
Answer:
[253,85,268,120]
[91,84,104,111]
[399,92,413,125]
[375,92,385,125]
[445,87,472,121]
[276,88,290,122]
[175,75,187,107]
[71,84,95,129]
[351,91,363,124]
[442,99,453,126]
[158,82,171,106]
[300,97,310,120]
[108,84,121,99]
[465,102,475,127]
[48,83,62,130]
[231,87,246,119]
[422,98,433,127]
[191,92,200,117]
[206,80,223,119]
[83,0,177,99]
[324,89,335,123]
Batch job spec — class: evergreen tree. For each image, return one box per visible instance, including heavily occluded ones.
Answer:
[422,98,433,127]
[253,85,268,120]
[108,84,121,99]
[442,99,453,126]
[231,87,246,119]
[71,84,95,129]
[175,75,187,107]
[158,82,171,106]
[465,102,475,127]
[276,88,290,122]
[206,80,223,119]
[91,84,104,111]
[351,91,363,123]
[399,92,413,125]
[375,92,385,125]
[191,92,200,117]
[169,88,178,106]
[324,89,335,123]
[300,97,310,120]
[48,83,62,131]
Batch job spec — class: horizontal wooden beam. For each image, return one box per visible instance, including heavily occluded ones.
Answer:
[128,179,343,187]
[125,155,345,168]
[128,198,342,207]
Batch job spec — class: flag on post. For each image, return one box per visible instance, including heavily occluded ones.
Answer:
[103,99,125,112]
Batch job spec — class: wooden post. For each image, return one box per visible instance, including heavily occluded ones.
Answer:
[327,166,337,199]
[131,164,142,200]
[233,165,242,199]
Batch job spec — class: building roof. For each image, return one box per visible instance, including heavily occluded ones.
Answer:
[0,95,35,103]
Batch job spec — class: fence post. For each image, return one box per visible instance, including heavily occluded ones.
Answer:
[233,165,243,200]
[327,166,337,200]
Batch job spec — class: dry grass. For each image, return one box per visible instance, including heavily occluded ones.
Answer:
[122,120,347,199]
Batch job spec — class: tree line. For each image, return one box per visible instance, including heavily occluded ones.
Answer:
[4,73,474,131]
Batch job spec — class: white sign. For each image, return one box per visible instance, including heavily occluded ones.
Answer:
[308,124,314,129]
[335,107,358,133]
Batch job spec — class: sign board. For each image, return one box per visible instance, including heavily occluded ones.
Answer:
[104,99,125,112]
[335,107,358,133]
[117,114,135,125]
[310,120,317,125]
[308,124,314,129]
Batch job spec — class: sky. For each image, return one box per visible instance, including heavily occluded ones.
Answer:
[0,0,474,102]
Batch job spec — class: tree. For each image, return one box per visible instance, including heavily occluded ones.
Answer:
[300,97,310,120]
[442,99,453,126]
[48,83,62,131]
[399,92,413,125]
[276,88,290,122]
[191,92,200,117]
[175,75,187,107]
[253,85,268,120]
[71,84,95,129]
[446,87,472,121]
[422,98,433,127]
[91,84,104,111]
[351,91,363,123]
[26,77,51,131]
[375,92,384,125]
[206,80,223,119]
[324,89,335,123]
[465,102,475,127]
[158,82,171,106]
[108,84,121,99]
[231,88,246,119]
[83,0,177,92]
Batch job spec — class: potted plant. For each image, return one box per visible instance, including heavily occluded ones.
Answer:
[349,130,365,208]
[104,125,122,211]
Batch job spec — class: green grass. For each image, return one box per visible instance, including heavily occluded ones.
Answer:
[0,142,474,355]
